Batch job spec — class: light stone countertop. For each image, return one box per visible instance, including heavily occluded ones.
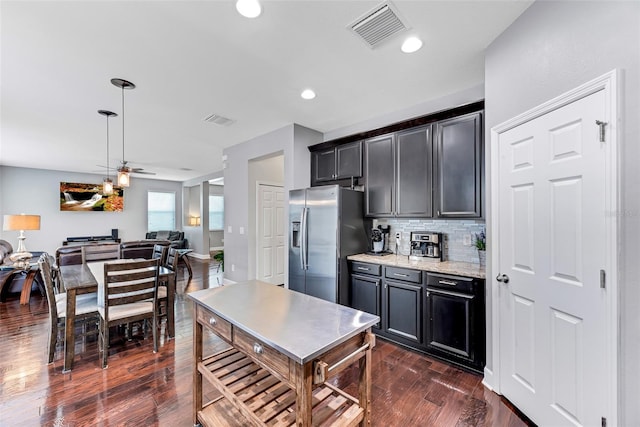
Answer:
[347,253,486,279]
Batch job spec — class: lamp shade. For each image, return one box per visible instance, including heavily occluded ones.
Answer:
[189,216,201,226]
[3,214,40,231]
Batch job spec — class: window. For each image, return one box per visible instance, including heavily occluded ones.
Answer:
[209,195,224,230]
[148,191,176,231]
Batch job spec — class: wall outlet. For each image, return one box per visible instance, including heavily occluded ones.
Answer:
[228,225,232,233]
[395,232,401,239]
[463,234,472,246]
[239,226,245,235]
[231,264,235,272]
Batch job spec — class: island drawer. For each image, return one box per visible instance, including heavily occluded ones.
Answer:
[233,327,290,382]
[351,262,381,276]
[196,305,232,342]
[385,266,422,283]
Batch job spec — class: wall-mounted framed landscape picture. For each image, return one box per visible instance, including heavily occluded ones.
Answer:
[60,182,124,212]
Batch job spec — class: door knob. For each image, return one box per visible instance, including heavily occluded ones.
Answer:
[496,274,509,284]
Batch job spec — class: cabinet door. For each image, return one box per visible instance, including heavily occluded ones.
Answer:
[382,279,422,345]
[364,134,394,217]
[336,141,362,179]
[435,112,482,218]
[396,126,433,217]
[351,274,381,328]
[425,288,475,362]
[312,149,336,182]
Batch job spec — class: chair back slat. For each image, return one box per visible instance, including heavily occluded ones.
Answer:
[164,247,179,272]
[103,259,159,307]
[82,244,121,263]
[152,244,168,265]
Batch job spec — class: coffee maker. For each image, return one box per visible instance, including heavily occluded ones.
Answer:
[370,225,391,254]
[410,231,443,261]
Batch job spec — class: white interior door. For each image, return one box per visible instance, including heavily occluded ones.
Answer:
[496,88,612,426]
[257,184,285,285]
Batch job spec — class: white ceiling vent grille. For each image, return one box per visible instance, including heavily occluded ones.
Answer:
[349,2,408,49]
[203,113,235,126]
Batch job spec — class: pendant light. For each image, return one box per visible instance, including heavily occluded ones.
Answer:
[98,109,117,195]
[111,78,136,188]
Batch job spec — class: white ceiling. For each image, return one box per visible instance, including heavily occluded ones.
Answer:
[1,0,532,182]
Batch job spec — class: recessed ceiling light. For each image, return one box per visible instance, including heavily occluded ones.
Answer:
[401,36,423,53]
[301,89,316,100]
[236,0,261,18]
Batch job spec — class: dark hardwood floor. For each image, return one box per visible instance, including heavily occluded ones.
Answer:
[0,258,531,426]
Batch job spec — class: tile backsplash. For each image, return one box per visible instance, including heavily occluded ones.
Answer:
[374,218,486,264]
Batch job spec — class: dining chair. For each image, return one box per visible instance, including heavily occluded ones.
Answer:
[81,243,121,264]
[151,244,168,265]
[157,247,179,333]
[99,258,159,368]
[38,254,99,364]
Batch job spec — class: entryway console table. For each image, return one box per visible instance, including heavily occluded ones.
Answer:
[189,281,379,427]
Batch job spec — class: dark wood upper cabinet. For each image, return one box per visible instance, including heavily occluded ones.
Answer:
[311,140,362,185]
[396,126,433,217]
[434,112,482,218]
[364,134,395,216]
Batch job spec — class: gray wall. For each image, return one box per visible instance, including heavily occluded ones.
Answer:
[485,1,640,424]
[222,124,321,283]
[0,166,183,255]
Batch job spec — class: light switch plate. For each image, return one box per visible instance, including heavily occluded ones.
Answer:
[239,227,245,235]
[228,226,232,233]
[463,234,472,246]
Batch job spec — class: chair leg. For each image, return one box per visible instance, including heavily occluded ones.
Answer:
[152,313,158,353]
[101,318,109,369]
[48,320,59,364]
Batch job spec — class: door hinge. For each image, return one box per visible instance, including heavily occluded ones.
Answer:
[600,269,606,289]
[602,416,607,427]
[596,120,608,143]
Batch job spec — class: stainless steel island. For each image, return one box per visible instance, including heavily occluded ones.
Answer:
[188,280,380,427]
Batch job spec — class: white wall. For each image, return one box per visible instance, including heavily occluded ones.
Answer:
[222,124,322,282]
[0,166,183,255]
[485,1,640,424]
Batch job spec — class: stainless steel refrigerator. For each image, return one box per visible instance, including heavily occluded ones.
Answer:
[288,185,368,305]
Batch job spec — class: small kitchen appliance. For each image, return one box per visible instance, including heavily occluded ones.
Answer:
[369,225,391,255]
[410,231,443,261]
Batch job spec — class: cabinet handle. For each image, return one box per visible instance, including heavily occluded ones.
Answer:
[253,343,264,354]
[209,317,217,326]
[438,280,457,286]
[357,267,370,271]
[393,273,409,278]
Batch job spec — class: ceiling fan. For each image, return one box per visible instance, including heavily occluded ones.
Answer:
[95,161,156,175]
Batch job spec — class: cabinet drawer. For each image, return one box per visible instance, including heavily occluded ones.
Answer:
[196,305,232,342]
[351,262,381,276]
[385,266,422,283]
[233,328,290,381]
[426,273,474,293]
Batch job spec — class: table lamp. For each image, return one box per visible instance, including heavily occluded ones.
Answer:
[3,214,41,265]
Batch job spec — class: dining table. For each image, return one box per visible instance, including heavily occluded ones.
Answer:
[58,259,175,372]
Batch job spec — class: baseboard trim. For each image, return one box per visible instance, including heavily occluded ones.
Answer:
[187,252,210,260]
[482,366,496,392]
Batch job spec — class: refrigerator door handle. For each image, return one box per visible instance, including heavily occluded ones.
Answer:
[300,207,308,270]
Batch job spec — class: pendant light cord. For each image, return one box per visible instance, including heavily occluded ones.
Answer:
[106,115,110,180]
[121,85,125,163]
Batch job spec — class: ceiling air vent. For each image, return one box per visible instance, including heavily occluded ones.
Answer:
[204,113,235,126]
[349,2,408,49]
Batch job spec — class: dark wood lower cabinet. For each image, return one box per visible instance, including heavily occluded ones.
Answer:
[351,274,381,329]
[381,279,422,346]
[349,261,485,374]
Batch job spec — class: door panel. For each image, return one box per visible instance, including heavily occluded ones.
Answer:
[497,90,607,426]
[258,184,284,285]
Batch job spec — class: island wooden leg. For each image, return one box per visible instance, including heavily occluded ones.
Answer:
[63,289,77,372]
[359,330,374,426]
[295,362,313,427]
[193,308,203,426]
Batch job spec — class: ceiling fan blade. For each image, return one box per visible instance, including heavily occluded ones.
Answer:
[131,170,156,175]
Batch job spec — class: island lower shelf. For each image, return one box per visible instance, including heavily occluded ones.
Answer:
[197,348,364,427]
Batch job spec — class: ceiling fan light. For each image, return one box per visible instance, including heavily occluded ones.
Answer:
[117,169,130,187]
[103,178,114,195]
[236,0,261,18]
